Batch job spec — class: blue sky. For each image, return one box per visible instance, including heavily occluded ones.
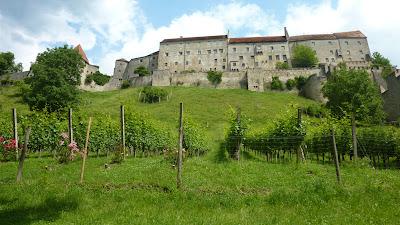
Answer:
[0,0,398,74]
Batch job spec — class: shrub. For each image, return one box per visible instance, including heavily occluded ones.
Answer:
[286,79,296,90]
[134,66,150,77]
[295,76,307,91]
[140,87,168,103]
[291,45,318,68]
[275,62,289,69]
[304,104,329,118]
[183,117,210,156]
[121,80,130,89]
[271,76,284,90]
[225,108,249,159]
[207,71,222,87]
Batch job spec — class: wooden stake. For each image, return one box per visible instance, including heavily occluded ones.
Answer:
[16,127,31,183]
[80,117,92,184]
[331,129,341,184]
[12,108,18,160]
[351,113,358,160]
[68,108,73,144]
[297,108,305,163]
[177,103,183,189]
[120,105,126,159]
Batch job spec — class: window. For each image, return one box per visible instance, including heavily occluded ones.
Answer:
[213,49,217,53]
[328,41,333,45]
[325,58,329,62]
[345,41,349,45]
[330,50,334,55]
[312,42,315,46]
[186,51,190,55]
[239,56,244,60]
[359,50,363,54]
[275,55,280,60]
[347,50,350,55]
[219,49,223,53]
[151,63,155,67]
[358,41,362,45]
[165,53,169,56]
[152,57,156,60]
[270,46,274,51]
[207,50,211,54]
[233,47,237,52]
[255,62,259,67]
[283,55,287,60]
[361,57,365,61]
[233,62,237,66]
[246,47,250,52]
[222,65,225,70]
[250,56,254,59]
[164,63,168,66]
[331,58,335,62]
[214,59,218,64]
[198,50,201,54]
[242,63,245,67]
[198,60,202,64]
[223,58,226,62]
[269,55,273,61]
[175,62,178,65]
[185,61,189,65]
[281,46,285,50]
[179,52,183,55]
[140,59,143,62]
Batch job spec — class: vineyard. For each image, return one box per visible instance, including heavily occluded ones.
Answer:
[1,85,400,224]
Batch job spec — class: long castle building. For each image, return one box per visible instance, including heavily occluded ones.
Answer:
[113,28,371,78]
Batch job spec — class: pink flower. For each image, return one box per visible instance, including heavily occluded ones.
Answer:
[0,136,5,143]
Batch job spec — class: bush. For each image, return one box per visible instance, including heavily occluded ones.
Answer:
[140,87,168,103]
[207,71,222,87]
[225,108,249,159]
[271,76,284,90]
[286,79,296,90]
[121,80,130,89]
[134,66,150,77]
[295,76,307,91]
[275,62,289,69]
[183,117,210,156]
[291,45,318,68]
[304,104,329,118]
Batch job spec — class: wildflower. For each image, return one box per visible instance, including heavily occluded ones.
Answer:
[0,136,5,143]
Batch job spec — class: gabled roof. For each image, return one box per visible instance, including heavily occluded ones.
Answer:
[161,35,228,43]
[74,44,90,65]
[289,30,367,42]
[229,36,287,44]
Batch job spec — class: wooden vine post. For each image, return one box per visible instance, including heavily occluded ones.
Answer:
[297,108,305,163]
[80,117,92,184]
[12,108,18,160]
[16,127,31,183]
[120,105,126,159]
[177,103,183,189]
[351,113,358,160]
[68,108,73,144]
[331,129,341,184]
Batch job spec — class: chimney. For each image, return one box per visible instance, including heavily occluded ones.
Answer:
[284,27,289,40]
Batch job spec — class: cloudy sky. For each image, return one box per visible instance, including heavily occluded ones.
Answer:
[0,0,399,75]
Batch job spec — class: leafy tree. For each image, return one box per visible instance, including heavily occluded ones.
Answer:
[85,71,110,86]
[275,61,289,69]
[295,76,307,91]
[0,52,23,76]
[134,66,150,76]
[322,68,385,158]
[291,45,318,68]
[371,52,393,78]
[207,71,222,87]
[23,45,84,112]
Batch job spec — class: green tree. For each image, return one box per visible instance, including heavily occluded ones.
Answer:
[322,68,385,159]
[371,52,393,78]
[0,52,23,76]
[291,45,318,68]
[23,45,84,112]
[207,71,222,87]
[134,66,150,76]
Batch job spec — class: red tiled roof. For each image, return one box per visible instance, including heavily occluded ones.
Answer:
[229,36,287,43]
[333,30,366,39]
[74,44,90,65]
[161,35,228,43]
[289,34,337,41]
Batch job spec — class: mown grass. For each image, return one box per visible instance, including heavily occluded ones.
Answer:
[0,155,400,225]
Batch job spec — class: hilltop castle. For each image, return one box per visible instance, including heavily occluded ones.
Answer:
[113,28,371,79]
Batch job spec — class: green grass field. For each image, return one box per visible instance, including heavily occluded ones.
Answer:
[1,85,400,224]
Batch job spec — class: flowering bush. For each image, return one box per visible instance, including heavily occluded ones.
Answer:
[57,132,81,163]
[0,137,17,161]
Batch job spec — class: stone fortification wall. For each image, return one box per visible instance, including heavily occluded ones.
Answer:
[247,68,322,92]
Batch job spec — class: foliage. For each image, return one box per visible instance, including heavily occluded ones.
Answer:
[85,71,111,86]
[271,76,284,90]
[23,45,84,112]
[57,133,81,164]
[207,71,223,87]
[183,117,210,156]
[140,87,168,103]
[0,52,22,76]
[225,108,249,158]
[111,144,125,164]
[358,126,400,160]
[371,52,393,78]
[295,76,307,91]
[285,79,296,90]
[303,104,329,118]
[0,137,17,162]
[291,45,318,68]
[134,66,150,77]
[322,68,385,123]
[0,75,14,86]
[275,61,289,69]
[121,80,130,89]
